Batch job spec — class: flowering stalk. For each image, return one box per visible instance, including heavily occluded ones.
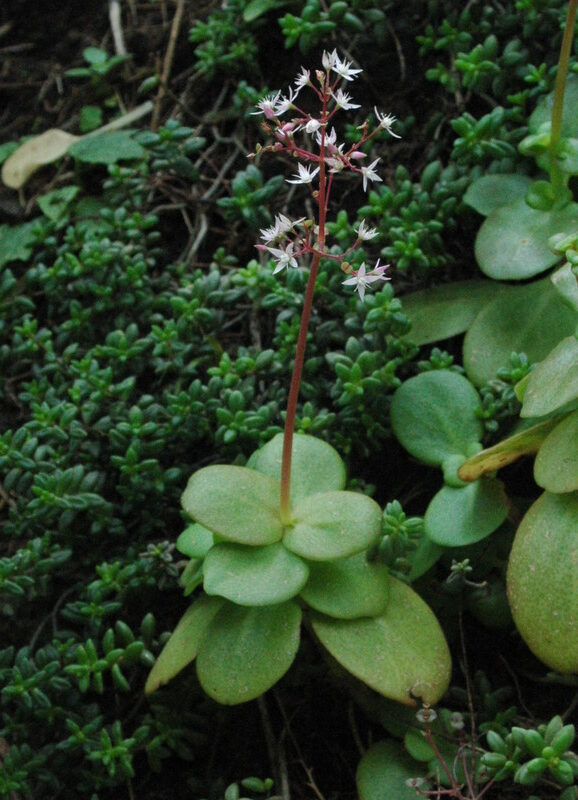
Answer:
[252,50,399,522]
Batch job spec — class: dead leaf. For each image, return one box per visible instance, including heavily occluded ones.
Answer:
[1,129,79,189]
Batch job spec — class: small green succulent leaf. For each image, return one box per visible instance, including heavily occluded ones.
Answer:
[424,479,509,547]
[534,410,578,493]
[463,275,576,386]
[551,262,578,314]
[176,523,214,558]
[507,491,578,674]
[464,174,533,216]
[284,491,381,561]
[203,542,309,606]
[180,558,204,596]
[401,280,507,345]
[145,594,224,694]
[457,416,564,481]
[524,180,558,211]
[247,432,346,503]
[299,552,389,619]
[311,577,451,705]
[357,740,423,800]
[196,601,301,704]
[390,370,483,467]
[182,465,283,545]
[474,198,578,280]
[522,336,578,418]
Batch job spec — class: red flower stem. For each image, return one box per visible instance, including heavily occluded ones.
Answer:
[279,79,329,524]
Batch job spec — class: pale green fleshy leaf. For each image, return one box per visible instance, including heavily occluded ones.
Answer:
[300,551,389,619]
[145,594,223,694]
[463,275,576,386]
[424,480,509,547]
[390,370,483,467]
[182,465,283,545]
[507,492,578,674]
[534,410,578,493]
[464,174,533,217]
[176,523,214,558]
[357,740,423,800]
[203,542,309,606]
[521,335,578,418]
[247,432,346,504]
[196,601,301,704]
[284,491,381,561]
[311,577,451,705]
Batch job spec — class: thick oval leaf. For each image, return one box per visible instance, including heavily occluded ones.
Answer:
[68,130,146,164]
[534,410,578,493]
[176,523,214,558]
[203,542,309,606]
[390,371,483,466]
[401,280,506,346]
[182,465,282,545]
[284,491,381,561]
[2,129,79,189]
[464,174,533,217]
[551,262,578,314]
[457,416,563,481]
[357,740,423,800]
[247,432,346,504]
[425,480,509,547]
[463,276,576,386]
[299,552,389,619]
[521,336,578,418]
[311,577,451,705]
[507,492,578,673]
[475,199,578,280]
[196,601,301,704]
[145,595,223,694]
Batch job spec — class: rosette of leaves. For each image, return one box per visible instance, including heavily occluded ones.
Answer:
[145,434,451,706]
[390,370,509,555]
[463,74,578,282]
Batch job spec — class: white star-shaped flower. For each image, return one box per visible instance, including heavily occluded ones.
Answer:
[294,67,310,91]
[252,92,280,119]
[260,214,305,244]
[331,88,360,110]
[342,260,390,301]
[355,219,379,241]
[361,158,382,191]
[374,108,401,138]
[286,163,320,185]
[322,49,338,70]
[331,53,362,82]
[265,242,299,274]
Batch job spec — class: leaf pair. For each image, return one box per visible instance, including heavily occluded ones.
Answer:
[390,370,508,550]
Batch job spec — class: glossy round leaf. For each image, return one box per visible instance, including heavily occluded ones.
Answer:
[357,740,423,800]
[534,411,578,493]
[425,480,509,547]
[182,465,282,545]
[196,601,301,704]
[464,174,533,216]
[463,276,576,386]
[300,552,389,619]
[474,198,578,280]
[522,336,578,418]
[507,492,578,673]
[401,280,506,346]
[203,542,309,606]
[390,370,483,467]
[311,577,451,705]
[247,432,346,504]
[145,595,223,694]
[284,491,381,561]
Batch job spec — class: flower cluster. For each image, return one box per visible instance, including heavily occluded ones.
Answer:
[252,49,399,302]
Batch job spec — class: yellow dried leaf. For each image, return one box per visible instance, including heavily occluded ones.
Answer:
[1,129,79,189]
